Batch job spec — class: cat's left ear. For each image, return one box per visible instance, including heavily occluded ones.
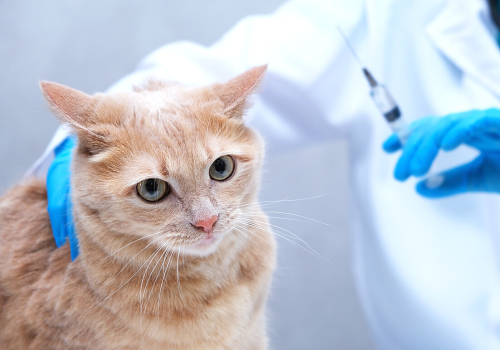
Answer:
[215,65,267,118]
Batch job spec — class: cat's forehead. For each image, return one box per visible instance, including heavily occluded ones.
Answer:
[128,89,191,119]
[119,87,218,126]
[107,87,251,161]
[134,90,174,113]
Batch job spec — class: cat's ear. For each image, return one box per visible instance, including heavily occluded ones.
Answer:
[215,65,267,118]
[40,81,107,155]
[40,81,96,128]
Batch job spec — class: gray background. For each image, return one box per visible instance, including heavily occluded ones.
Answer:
[0,1,376,349]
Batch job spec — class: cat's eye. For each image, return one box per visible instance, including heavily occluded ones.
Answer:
[209,155,234,181]
[136,178,170,202]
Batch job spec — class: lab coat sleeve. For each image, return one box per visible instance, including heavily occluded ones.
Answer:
[29,0,365,176]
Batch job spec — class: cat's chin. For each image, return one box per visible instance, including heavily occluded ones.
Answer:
[181,235,223,257]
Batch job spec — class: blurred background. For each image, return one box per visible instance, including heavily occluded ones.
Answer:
[0,1,376,349]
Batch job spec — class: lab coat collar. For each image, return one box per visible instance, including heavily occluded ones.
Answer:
[426,0,500,98]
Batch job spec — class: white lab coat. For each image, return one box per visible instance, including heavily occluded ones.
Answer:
[30,0,500,348]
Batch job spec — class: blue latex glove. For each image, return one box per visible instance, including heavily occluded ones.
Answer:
[46,137,79,260]
[383,109,500,198]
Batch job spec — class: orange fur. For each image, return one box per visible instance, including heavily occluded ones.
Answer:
[0,66,276,349]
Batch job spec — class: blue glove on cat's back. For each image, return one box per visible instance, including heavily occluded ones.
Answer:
[383,108,500,197]
[46,137,79,260]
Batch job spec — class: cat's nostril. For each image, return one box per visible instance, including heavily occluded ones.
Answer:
[194,215,218,233]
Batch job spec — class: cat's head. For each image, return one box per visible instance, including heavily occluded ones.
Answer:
[41,66,267,257]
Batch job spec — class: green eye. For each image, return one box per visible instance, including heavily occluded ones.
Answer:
[137,178,169,202]
[209,155,234,181]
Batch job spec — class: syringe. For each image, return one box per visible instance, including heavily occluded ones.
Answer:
[337,27,410,144]
[365,68,443,188]
[362,68,410,144]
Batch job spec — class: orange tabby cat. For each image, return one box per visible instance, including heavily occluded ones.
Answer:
[0,65,276,349]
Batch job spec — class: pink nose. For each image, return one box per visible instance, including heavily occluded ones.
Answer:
[194,215,218,233]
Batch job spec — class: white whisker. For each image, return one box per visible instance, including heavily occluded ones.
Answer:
[101,232,168,289]
[140,239,174,331]
[102,228,168,261]
[235,192,331,211]
[82,233,171,318]
[233,226,268,258]
[144,238,177,309]
[242,211,333,227]
[176,248,184,304]
[156,242,178,321]
[241,219,330,263]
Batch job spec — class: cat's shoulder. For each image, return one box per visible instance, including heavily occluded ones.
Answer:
[0,177,50,232]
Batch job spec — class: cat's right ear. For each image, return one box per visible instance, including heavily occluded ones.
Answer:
[40,81,107,155]
[40,81,96,130]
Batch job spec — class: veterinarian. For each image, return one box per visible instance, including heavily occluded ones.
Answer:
[31,0,500,348]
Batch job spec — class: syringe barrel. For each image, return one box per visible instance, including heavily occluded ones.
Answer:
[370,84,409,144]
[370,85,400,121]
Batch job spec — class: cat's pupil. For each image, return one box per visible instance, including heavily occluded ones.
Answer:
[145,179,158,194]
[214,159,226,174]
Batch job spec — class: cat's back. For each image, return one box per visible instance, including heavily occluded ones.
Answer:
[0,179,75,349]
[0,178,60,301]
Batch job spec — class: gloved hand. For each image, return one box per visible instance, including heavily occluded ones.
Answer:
[383,108,500,198]
[46,137,79,260]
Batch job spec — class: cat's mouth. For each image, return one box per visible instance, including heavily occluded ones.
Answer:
[196,235,217,247]
[181,230,227,256]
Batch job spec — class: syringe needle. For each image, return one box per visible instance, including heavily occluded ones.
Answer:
[337,26,409,144]
[336,26,364,68]
[337,26,378,87]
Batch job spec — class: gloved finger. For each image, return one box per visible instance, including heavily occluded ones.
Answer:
[393,117,439,180]
[408,114,463,177]
[55,136,77,156]
[47,137,75,248]
[383,117,434,154]
[382,133,402,153]
[394,129,427,181]
[442,112,500,151]
[415,158,480,198]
